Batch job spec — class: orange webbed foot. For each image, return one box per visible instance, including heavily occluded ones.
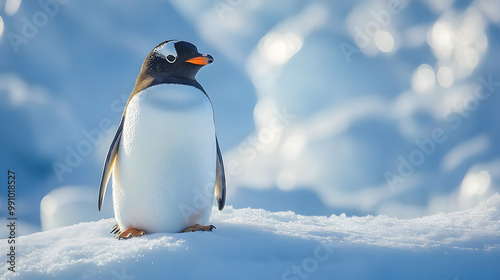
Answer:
[181,224,216,233]
[116,228,146,240]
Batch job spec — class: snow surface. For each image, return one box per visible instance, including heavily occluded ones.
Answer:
[3,194,500,280]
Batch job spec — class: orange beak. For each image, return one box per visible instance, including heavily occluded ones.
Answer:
[185,55,213,65]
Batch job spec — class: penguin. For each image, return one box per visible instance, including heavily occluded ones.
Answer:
[98,40,226,239]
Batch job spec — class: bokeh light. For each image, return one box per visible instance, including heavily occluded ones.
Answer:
[412,64,435,93]
[460,170,490,198]
[375,30,394,53]
[4,0,21,16]
[0,16,4,38]
[437,66,454,88]
[259,32,303,66]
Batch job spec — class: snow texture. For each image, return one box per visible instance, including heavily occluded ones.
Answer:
[2,194,500,280]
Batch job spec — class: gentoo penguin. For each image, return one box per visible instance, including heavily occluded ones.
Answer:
[98,40,226,239]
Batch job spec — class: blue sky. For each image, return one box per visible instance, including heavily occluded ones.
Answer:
[1,0,500,233]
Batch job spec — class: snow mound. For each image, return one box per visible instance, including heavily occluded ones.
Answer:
[3,194,500,280]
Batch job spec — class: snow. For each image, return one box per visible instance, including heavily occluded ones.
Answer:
[3,194,500,280]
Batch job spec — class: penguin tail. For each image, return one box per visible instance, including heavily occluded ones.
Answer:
[110,223,121,235]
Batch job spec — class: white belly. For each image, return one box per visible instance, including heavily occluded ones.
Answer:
[112,84,216,233]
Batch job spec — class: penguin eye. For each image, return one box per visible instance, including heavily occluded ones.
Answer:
[166,55,176,63]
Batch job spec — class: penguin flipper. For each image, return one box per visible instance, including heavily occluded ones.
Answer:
[215,137,226,211]
[98,116,124,211]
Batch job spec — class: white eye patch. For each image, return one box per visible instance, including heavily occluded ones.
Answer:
[155,41,179,62]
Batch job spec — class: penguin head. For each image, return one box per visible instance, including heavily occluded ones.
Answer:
[145,40,213,81]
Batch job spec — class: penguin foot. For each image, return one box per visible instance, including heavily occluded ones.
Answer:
[117,228,146,240]
[181,224,216,233]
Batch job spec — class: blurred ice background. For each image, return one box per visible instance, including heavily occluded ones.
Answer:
[1,0,499,234]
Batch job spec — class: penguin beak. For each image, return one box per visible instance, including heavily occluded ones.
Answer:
[185,54,214,65]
